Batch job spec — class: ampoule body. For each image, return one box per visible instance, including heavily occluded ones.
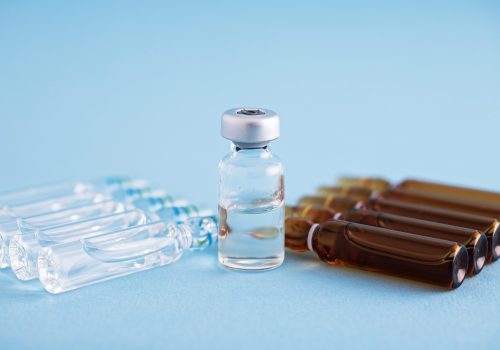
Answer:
[285,217,468,289]
[299,194,499,262]
[287,204,487,275]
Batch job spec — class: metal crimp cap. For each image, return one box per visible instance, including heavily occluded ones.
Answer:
[221,107,280,148]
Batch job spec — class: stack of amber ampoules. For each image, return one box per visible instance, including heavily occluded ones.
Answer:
[285,177,500,290]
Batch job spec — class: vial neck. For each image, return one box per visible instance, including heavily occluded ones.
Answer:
[231,143,270,152]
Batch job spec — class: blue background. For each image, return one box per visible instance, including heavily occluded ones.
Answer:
[1,1,499,349]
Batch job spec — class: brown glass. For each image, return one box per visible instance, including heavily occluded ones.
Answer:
[316,186,373,199]
[298,195,361,213]
[285,218,468,289]
[336,176,391,191]
[345,209,487,275]
[397,179,500,206]
[285,206,340,222]
[363,197,500,262]
[381,187,500,218]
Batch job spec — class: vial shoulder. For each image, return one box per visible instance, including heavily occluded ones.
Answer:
[219,155,284,177]
[220,149,283,167]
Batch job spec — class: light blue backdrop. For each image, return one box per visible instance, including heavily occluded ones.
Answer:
[0,1,499,349]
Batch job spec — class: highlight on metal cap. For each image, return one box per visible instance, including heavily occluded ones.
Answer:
[221,107,280,148]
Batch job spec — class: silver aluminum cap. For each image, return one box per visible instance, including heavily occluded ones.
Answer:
[221,107,280,148]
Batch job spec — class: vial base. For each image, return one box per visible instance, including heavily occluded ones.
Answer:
[218,254,284,271]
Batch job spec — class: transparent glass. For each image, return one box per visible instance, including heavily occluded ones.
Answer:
[0,181,150,223]
[130,191,177,212]
[0,176,132,208]
[9,210,149,280]
[0,200,125,268]
[218,145,285,270]
[0,186,152,268]
[8,198,216,279]
[38,217,218,294]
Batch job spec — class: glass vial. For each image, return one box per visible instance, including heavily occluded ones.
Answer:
[218,108,285,270]
[285,218,469,289]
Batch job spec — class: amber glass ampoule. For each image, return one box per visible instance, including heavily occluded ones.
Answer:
[336,176,391,191]
[380,187,500,218]
[316,185,373,199]
[344,209,487,275]
[364,197,500,262]
[285,206,341,222]
[293,196,485,275]
[285,218,468,289]
[398,179,500,206]
[298,195,361,213]
[298,194,498,265]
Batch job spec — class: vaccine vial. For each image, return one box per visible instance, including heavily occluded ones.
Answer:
[218,108,285,270]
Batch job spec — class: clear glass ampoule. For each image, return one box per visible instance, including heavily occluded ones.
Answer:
[0,185,152,268]
[38,217,218,294]
[285,217,469,289]
[9,209,149,280]
[397,179,500,206]
[218,108,285,270]
[0,176,132,208]
[363,197,500,262]
[0,200,125,268]
[8,199,211,280]
[287,202,487,275]
[0,179,150,223]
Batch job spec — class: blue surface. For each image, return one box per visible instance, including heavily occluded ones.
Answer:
[1,1,499,349]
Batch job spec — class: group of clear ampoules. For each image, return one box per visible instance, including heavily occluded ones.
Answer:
[0,176,217,294]
[285,177,500,289]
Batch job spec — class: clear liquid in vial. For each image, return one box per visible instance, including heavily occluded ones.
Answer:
[218,203,284,270]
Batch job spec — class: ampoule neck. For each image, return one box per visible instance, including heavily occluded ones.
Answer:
[176,223,194,250]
